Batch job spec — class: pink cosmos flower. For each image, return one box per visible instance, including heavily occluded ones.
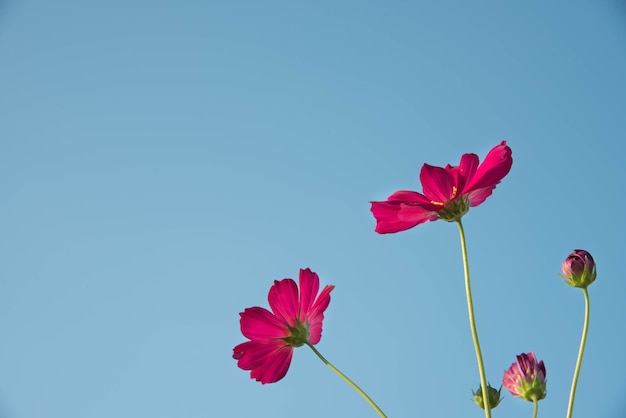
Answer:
[502,352,547,402]
[371,141,513,233]
[232,268,335,384]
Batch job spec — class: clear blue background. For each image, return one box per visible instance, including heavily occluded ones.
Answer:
[1,1,625,417]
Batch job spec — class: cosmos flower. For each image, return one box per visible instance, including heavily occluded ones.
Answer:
[561,249,597,288]
[502,352,547,402]
[232,268,334,384]
[371,141,513,233]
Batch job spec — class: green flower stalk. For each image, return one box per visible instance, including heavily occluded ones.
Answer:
[457,220,492,417]
[561,250,596,418]
[369,142,513,418]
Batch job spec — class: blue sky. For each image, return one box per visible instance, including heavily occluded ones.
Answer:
[1,1,625,417]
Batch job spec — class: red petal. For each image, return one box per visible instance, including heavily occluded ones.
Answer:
[250,344,293,384]
[463,141,512,193]
[307,284,335,344]
[386,190,433,204]
[443,164,463,193]
[371,200,439,234]
[233,340,277,368]
[466,186,495,207]
[309,285,334,319]
[268,278,299,326]
[455,153,479,192]
[420,164,455,203]
[387,191,442,212]
[298,268,319,322]
[308,313,325,345]
[239,307,288,341]
[233,340,294,384]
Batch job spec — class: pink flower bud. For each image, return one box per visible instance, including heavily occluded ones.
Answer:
[561,249,596,288]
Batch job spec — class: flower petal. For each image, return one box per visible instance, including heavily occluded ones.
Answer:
[298,268,319,322]
[307,284,335,344]
[420,164,456,203]
[233,340,294,384]
[502,364,522,397]
[537,360,546,380]
[233,340,277,368]
[309,285,335,319]
[250,344,293,384]
[371,198,440,234]
[464,141,512,193]
[455,153,479,192]
[466,185,496,207]
[268,278,299,326]
[517,352,538,378]
[239,307,288,342]
[386,190,434,204]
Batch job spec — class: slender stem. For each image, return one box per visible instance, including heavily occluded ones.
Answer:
[566,287,590,418]
[533,397,539,418]
[306,342,387,417]
[456,220,491,417]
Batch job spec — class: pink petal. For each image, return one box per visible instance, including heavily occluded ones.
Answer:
[298,268,319,322]
[233,340,278,369]
[538,360,546,380]
[307,284,335,344]
[466,185,496,207]
[387,190,434,204]
[239,307,288,342]
[308,313,325,345]
[268,278,299,326]
[502,364,522,396]
[250,344,293,384]
[463,141,512,193]
[308,285,335,319]
[370,200,439,234]
[517,352,538,377]
[420,164,456,203]
[456,153,479,192]
[443,164,463,193]
[233,340,294,384]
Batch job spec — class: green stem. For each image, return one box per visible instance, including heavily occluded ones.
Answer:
[306,342,387,417]
[533,397,539,418]
[566,287,590,418]
[456,220,491,418]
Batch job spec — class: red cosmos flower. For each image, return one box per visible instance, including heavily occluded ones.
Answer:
[371,141,513,233]
[232,268,335,384]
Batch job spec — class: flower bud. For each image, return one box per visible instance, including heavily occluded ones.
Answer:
[472,383,502,410]
[561,249,596,288]
[503,352,546,402]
